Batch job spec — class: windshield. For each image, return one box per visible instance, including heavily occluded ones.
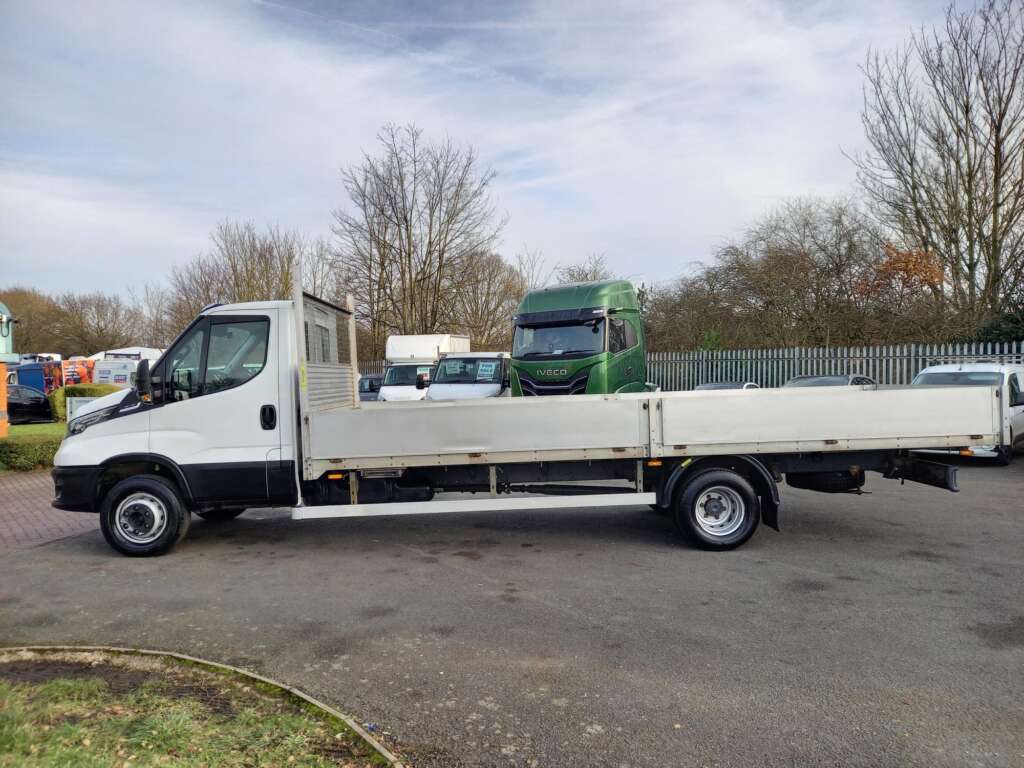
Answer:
[383,364,434,387]
[784,376,849,387]
[513,321,604,360]
[434,357,502,384]
[912,371,1003,386]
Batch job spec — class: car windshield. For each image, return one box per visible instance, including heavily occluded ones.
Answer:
[513,321,604,360]
[912,371,1003,386]
[695,382,744,390]
[784,376,850,387]
[359,377,380,393]
[383,364,434,386]
[434,358,502,384]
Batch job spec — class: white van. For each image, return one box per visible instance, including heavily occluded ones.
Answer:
[912,362,1024,464]
[426,352,510,401]
[93,359,139,388]
[379,334,471,402]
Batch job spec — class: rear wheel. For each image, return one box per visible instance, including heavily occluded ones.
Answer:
[673,469,760,550]
[100,475,189,557]
[995,445,1014,466]
[196,509,245,523]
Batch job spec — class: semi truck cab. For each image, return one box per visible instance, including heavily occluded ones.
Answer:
[510,280,646,396]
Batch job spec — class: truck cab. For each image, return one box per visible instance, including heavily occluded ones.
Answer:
[510,280,645,396]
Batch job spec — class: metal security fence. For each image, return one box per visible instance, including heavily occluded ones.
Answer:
[647,341,1024,391]
[361,340,1024,391]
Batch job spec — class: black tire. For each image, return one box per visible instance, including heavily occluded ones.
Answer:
[99,475,189,557]
[196,509,245,523]
[995,445,1013,466]
[648,503,669,515]
[673,469,760,550]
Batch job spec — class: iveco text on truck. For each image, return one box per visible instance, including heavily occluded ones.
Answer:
[51,277,1004,557]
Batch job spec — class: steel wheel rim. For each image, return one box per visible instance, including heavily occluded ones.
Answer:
[115,492,168,544]
[694,485,746,537]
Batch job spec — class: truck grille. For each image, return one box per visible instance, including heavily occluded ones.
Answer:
[517,370,590,396]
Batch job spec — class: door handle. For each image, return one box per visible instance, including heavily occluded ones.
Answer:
[260,404,277,430]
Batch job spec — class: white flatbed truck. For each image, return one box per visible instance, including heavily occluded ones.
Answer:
[51,284,1005,556]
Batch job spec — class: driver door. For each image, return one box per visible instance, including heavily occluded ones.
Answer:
[148,309,281,507]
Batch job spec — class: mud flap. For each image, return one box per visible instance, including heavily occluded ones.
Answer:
[761,496,780,531]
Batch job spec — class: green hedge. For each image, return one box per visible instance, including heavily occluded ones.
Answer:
[48,383,123,422]
[0,434,63,472]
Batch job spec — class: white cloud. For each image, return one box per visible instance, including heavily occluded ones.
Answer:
[0,0,942,293]
[0,169,208,290]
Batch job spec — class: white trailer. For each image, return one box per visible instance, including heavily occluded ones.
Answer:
[51,288,1003,557]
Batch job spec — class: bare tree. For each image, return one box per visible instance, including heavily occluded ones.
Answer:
[513,246,554,290]
[302,237,340,300]
[50,292,143,355]
[0,287,61,354]
[129,283,177,349]
[333,124,506,356]
[167,220,304,327]
[644,198,951,351]
[452,252,523,349]
[854,0,1024,329]
[554,253,614,284]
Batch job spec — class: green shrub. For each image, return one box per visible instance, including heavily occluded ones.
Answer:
[0,434,63,471]
[48,384,122,422]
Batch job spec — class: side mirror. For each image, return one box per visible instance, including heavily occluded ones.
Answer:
[416,373,428,390]
[136,359,152,401]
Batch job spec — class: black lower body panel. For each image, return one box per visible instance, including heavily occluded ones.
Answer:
[51,466,100,512]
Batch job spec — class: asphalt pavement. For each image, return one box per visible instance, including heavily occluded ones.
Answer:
[1,459,1022,767]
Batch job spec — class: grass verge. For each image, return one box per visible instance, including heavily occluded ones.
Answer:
[0,649,392,767]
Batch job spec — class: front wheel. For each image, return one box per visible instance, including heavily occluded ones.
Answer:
[100,475,189,557]
[673,469,760,550]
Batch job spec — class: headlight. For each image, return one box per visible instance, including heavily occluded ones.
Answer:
[67,406,117,436]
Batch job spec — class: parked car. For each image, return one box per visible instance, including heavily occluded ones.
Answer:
[694,382,759,390]
[784,374,876,387]
[912,362,1024,465]
[7,384,54,424]
[359,374,383,402]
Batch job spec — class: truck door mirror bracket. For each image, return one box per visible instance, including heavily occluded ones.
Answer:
[136,359,152,402]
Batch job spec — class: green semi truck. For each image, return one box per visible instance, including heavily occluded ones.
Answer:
[510,280,647,396]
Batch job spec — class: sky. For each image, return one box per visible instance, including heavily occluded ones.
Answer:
[0,0,944,294]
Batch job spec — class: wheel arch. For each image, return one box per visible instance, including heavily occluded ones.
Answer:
[96,454,193,509]
[657,455,781,531]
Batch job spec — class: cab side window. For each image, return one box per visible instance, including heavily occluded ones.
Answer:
[609,318,628,354]
[203,319,269,395]
[623,320,638,349]
[1010,373,1022,406]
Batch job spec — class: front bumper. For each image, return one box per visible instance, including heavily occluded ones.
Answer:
[51,465,100,512]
